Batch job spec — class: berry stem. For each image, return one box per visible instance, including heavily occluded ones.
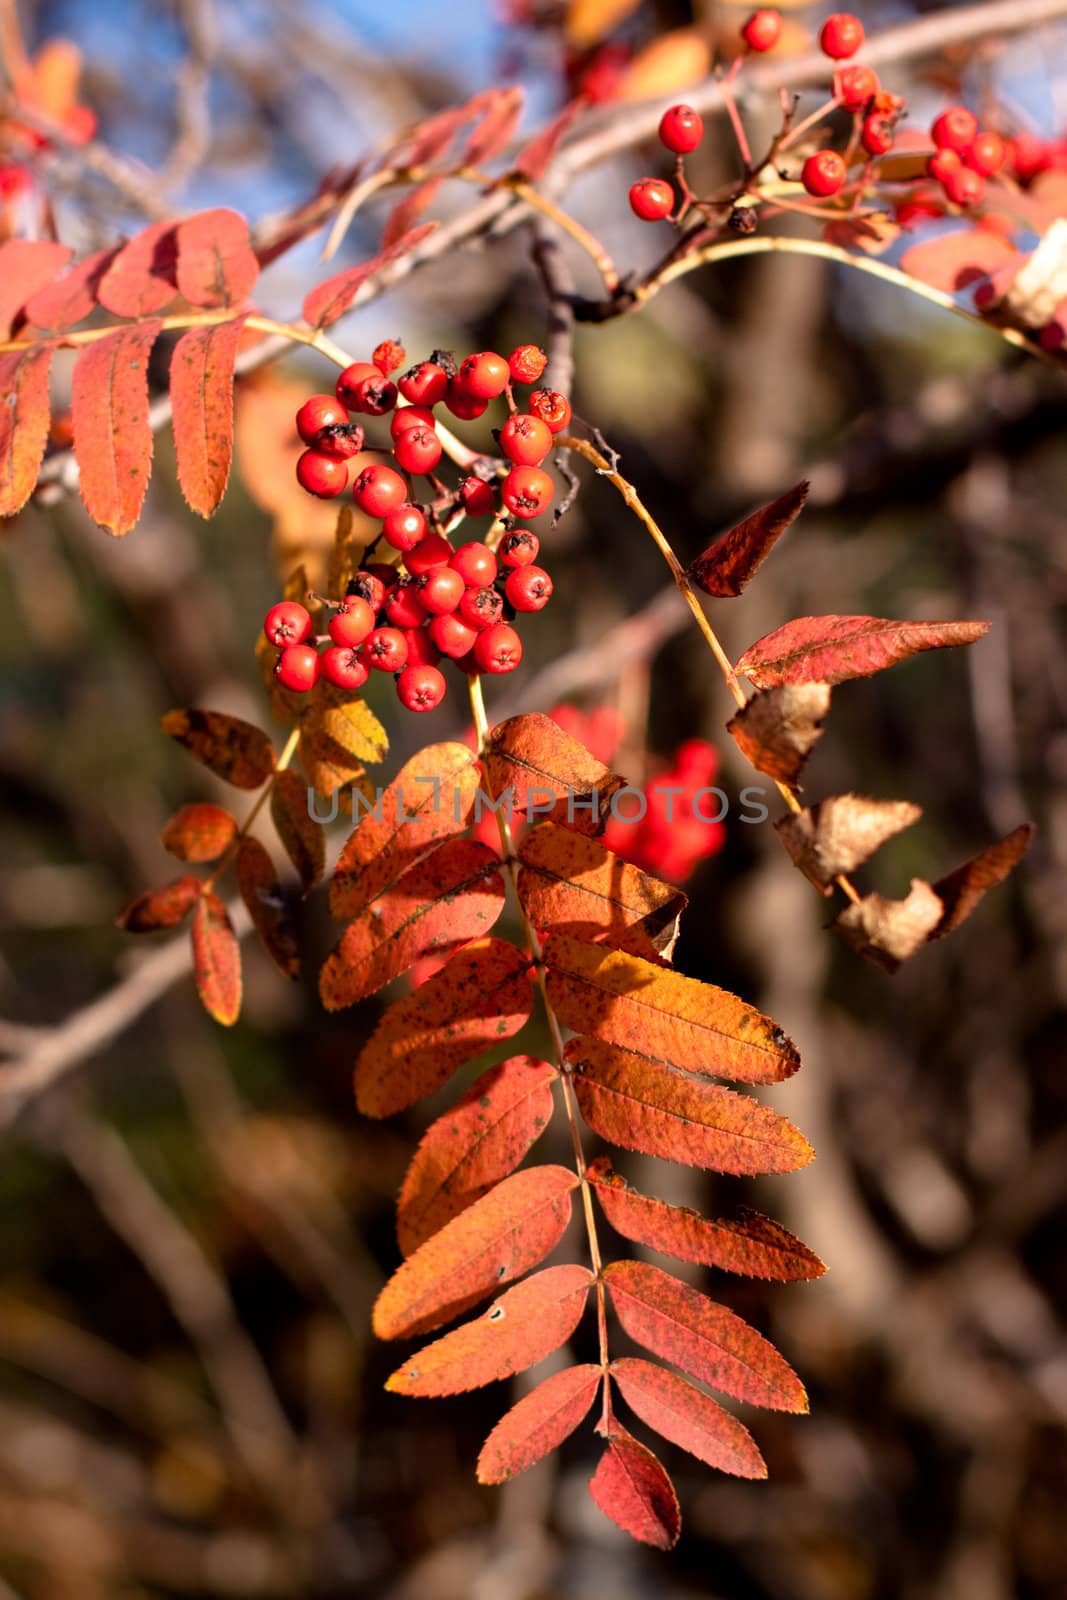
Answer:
[720,58,754,173]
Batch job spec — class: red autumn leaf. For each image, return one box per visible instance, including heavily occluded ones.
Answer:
[587,1157,824,1281]
[735,613,990,689]
[543,932,799,1085]
[483,713,626,835]
[169,315,247,518]
[96,220,179,317]
[0,345,53,518]
[373,1164,580,1341]
[270,767,325,892]
[900,227,1017,293]
[510,97,585,182]
[382,178,443,250]
[161,708,275,789]
[71,319,162,536]
[463,86,524,166]
[385,1265,593,1396]
[389,104,468,168]
[174,209,259,309]
[589,1428,680,1551]
[160,803,237,863]
[354,938,535,1118]
[603,1260,807,1411]
[234,836,299,980]
[320,839,506,1010]
[117,874,202,932]
[396,1056,556,1255]
[567,1035,813,1176]
[611,1358,767,1479]
[477,1363,601,1484]
[330,742,480,920]
[517,822,686,960]
[0,240,72,338]
[687,481,808,599]
[24,247,119,333]
[191,891,242,1026]
[931,822,1033,938]
[302,223,438,328]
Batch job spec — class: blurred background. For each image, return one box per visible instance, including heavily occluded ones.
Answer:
[1,0,1066,1595]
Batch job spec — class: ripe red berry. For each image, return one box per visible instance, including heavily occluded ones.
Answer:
[1009,132,1047,182]
[474,622,523,674]
[458,585,504,630]
[353,463,407,517]
[500,529,539,567]
[835,64,879,108]
[275,643,320,692]
[450,542,498,586]
[297,450,347,498]
[943,165,985,207]
[403,626,440,667]
[801,149,847,198]
[502,466,554,518]
[967,130,1007,176]
[399,361,449,407]
[338,364,397,415]
[500,412,554,466]
[397,663,447,712]
[264,600,312,648]
[382,503,428,552]
[928,147,962,184]
[819,13,864,59]
[328,597,375,648]
[444,380,489,421]
[391,405,436,438]
[296,394,348,446]
[335,361,380,409]
[629,177,674,221]
[658,104,704,154]
[384,581,428,629]
[508,344,547,385]
[861,114,895,157]
[321,645,369,691]
[505,564,553,612]
[393,424,443,475]
[458,351,510,399]
[931,106,978,153]
[741,8,781,51]
[429,612,480,658]
[460,477,498,517]
[405,533,454,576]
[528,390,571,434]
[373,338,406,375]
[363,627,409,673]
[417,566,465,615]
[346,570,388,612]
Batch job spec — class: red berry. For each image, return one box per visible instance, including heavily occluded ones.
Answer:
[346,570,388,612]
[385,581,428,629]
[967,130,1007,176]
[296,394,348,446]
[399,361,449,407]
[508,344,547,384]
[363,627,409,673]
[500,529,539,567]
[328,597,375,648]
[391,405,436,438]
[505,564,553,612]
[801,149,847,198]
[275,643,320,692]
[403,626,440,667]
[393,424,442,475]
[741,8,781,51]
[928,147,963,184]
[450,542,498,587]
[444,380,489,421]
[297,450,347,498]
[943,165,985,207]
[429,612,480,658]
[458,351,510,399]
[819,12,864,59]
[264,600,312,648]
[321,645,369,691]
[629,177,674,221]
[658,104,704,154]
[835,64,879,108]
[460,477,498,517]
[405,533,454,576]
[353,463,407,517]
[861,114,895,157]
[417,566,465,615]
[459,586,504,629]
[500,412,553,466]
[382,503,428,553]
[474,623,523,674]
[335,361,380,409]
[932,106,978,153]
[317,423,364,461]
[373,338,406,375]
[338,364,397,415]
[529,389,571,434]
[397,663,447,712]
[1009,132,1047,182]
[502,466,554,518]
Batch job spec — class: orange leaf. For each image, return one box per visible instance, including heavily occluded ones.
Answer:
[72,320,162,536]
[389,105,468,168]
[589,1427,680,1550]
[517,822,686,959]
[117,874,202,932]
[319,839,506,1010]
[588,1157,824,1281]
[96,221,179,317]
[463,87,524,166]
[174,209,259,310]
[0,345,53,518]
[604,1261,807,1412]
[330,742,480,920]
[735,613,990,689]
[160,803,237,863]
[169,315,246,517]
[191,892,242,1026]
[0,240,71,338]
[235,837,299,980]
[302,224,438,328]
[687,481,808,599]
[510,98,585,183]
[564,0,641,48]
[24,247,118,333]
[270,768,325,892]
[931,822,1033,938]
[354,938,535,1117]
[382,178,443,250]
[611,1358,766,1478]
[567,1035,813,1175]
[373,1165,580,1341]
[618,28,710,99]
[396,1056,556,1256]
[900,227,1017,292]
[483,713,626,835]
[544,933,799,1084]
[478,1363,601,1483]
[162,708,275,789]
[385,1264,593,1395]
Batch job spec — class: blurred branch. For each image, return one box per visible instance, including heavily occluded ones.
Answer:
[160,0,217,194]
[531,225,576,402]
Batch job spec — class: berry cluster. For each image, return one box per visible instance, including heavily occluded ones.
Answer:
[924,108,1006,209]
